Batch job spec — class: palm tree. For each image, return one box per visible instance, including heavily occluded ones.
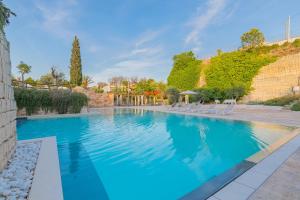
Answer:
[17,61,31,87]
[81,75,93,89]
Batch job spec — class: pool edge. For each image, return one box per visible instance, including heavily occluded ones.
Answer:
[21,137,64,200]
[181,128,300,200]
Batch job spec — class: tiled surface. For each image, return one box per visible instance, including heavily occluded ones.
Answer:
[235,169,268,189]
[214,182,255,200]
[249,148,300,200]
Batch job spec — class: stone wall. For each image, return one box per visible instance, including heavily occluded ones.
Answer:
[72,86,114,107]
[0,32,17,171]
[243,52,300,102]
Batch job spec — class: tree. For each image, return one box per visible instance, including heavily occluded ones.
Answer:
[167,51,201,90]
[17,62,31,87]
[70,36,82,86]
[81,75,93,89]
[39,74,53,89]
[0,0,16,32]
[50,67,65,86]
[25,77,37,86]
[97,82,107,89]
[241,28,265,48]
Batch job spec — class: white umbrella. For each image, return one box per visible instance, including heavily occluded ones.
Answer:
[180,90,198,95]
[179,90,198,104]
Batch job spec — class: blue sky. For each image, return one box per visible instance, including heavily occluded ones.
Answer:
[5,0,300,83]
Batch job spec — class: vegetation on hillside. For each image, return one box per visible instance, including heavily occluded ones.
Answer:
[167,51,201,90]
[205,51,276,92]
[241,28,265,48]
[70,36,83,86]
[14,88,88,115]
[263,95,300,106]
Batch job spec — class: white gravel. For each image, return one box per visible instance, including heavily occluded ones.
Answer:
[0,141,41,200]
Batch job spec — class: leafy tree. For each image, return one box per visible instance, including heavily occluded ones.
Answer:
[167,51,201,90]
[25,77,37,86]
[166,87,179,104]
[241,28,265,48]
[39,74,53,88]
[17,61,31,87]
[81,75,93,89]
[0,0,15,32]
[70,36,82,86]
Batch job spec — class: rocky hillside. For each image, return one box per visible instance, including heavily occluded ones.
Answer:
[242,52,300,102]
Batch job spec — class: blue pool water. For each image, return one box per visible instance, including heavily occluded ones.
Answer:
[17,109,293,200]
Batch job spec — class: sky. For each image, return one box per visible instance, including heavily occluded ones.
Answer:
[5,0,300,83]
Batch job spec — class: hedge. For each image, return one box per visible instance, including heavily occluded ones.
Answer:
[14,88,88,115]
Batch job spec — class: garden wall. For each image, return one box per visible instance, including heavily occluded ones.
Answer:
[72,86,114,107]
[243,52,300,102]
[0,32,17,171]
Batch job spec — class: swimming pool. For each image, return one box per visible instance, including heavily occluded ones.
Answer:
[17,109,294,200]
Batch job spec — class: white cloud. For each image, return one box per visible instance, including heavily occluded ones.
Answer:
[35,1,78,39]
[185,0,227,51]
[92,58,167,82]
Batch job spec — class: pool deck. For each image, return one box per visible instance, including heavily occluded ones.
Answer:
[133,105,300,128]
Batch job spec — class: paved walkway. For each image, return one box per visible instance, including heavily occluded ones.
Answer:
[137,105,300,128]
[249,148,300,200]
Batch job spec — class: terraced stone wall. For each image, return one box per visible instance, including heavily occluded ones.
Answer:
[0,32,17,171]
[243,52,300,102]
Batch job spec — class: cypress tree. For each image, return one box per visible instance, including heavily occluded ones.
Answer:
[70,36,82,86]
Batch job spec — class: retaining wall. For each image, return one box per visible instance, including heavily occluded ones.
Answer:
[0,32,17,171]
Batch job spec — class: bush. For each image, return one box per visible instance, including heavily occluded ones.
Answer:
[50,90,71,114]
[291,101,300,111]
[263,95,300,106]
[14,88,88,115]
[69,92,88,113]
[166,87,179,104]
[205,51,276,93]
[292,39,300,48]
[193,86,246,103]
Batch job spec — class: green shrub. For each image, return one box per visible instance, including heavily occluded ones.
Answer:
[69,92,88,113]
[50,90,71,114]
[166,87,180,104]
[263,95,300,106]
[291,101,300,111]
[167,51,202,90]
[14,88,88,115]
[205,51,276,93]
[292,39,300,48]
[193,86,246,103]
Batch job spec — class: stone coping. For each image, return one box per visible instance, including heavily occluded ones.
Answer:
[20,137,63,200]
